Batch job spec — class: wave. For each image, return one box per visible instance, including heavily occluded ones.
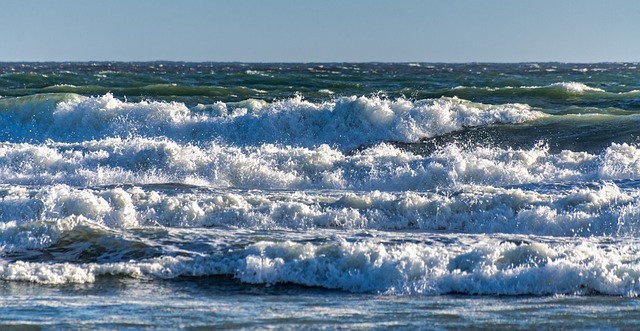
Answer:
[39,84,265,98]
[453,82,636,95]
[3,226,640,297]
[546,82,607,94]
[1,166,640,237]
[450,82,640,110]
[0,93,543,148]
[4,136,640,189]
[234,237,640,295]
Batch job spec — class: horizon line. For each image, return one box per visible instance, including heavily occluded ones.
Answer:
[0,60,638,65]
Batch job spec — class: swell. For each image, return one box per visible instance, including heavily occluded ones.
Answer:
[448,82,640,110]
[39,84,266,100]
[418,113,640,154]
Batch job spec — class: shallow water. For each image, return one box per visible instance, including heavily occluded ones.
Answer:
[3,278,640,330]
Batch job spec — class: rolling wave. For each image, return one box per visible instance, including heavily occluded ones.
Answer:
[0,93,543,148]
[3,225,640,297]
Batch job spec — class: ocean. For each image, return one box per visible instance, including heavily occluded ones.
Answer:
[1,62,640,329]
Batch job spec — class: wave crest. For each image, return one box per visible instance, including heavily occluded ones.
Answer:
[0,93,544,149]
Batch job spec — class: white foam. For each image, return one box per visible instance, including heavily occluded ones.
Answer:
[599,143,640,180]
[52,93,194,140]
[233,237,640,295]
[0,135,638,214]
[1,93,545,149]
[548,82,605,93]
[0,139,557,189]
[451,82,609,95]
[0,178,639,237]
[4,235,640,296]
[4,138,640,194]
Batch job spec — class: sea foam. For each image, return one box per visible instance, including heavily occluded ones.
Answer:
[0,178,638,238]
[1,93,544,149]
[5,138,640,191]
[4,232,640,297]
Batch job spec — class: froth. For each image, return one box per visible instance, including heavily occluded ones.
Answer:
[233,237,640,295]
[1,93,544,149]
[5,234,640,297]
[5,138,640,193]
[1,179,640,237]
[547,82,606,94]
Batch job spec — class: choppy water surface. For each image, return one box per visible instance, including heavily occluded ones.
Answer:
[2,62,640,329]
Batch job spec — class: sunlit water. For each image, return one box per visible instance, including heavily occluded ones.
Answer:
[2,62,640,329]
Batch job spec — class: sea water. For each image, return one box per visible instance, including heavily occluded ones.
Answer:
[2,62,640,329]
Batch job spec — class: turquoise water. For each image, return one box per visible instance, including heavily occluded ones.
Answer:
[2,62,640,329]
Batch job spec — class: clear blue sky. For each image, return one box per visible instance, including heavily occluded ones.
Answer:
[1,0,639,62]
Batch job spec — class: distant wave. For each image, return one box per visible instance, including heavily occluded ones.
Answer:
[452,82,640,98]
[39,84,264,98]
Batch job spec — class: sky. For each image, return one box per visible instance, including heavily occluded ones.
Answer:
[1,0,639,63]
